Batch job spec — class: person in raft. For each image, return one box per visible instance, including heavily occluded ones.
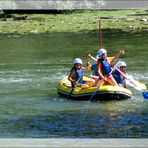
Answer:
[86,49,125,75]
[113,61,138,88]
[113,61,127,87]
[86,49,125,85]
[68,58,95,88]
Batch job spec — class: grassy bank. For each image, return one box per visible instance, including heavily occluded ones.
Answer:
[0,10,147,34]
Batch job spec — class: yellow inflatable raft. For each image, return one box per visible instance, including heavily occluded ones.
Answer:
[57,76,133,101]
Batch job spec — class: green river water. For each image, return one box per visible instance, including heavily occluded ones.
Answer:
[0,31,147,138]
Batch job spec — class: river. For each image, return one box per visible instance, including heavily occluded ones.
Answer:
[0,31,147,138]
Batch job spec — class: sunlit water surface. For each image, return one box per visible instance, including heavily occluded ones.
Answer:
[0,32,147,138]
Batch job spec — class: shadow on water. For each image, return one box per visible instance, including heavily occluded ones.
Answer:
[0,30,147,138]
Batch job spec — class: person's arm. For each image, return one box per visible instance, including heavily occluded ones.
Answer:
[85,53,92,71]
[111,50,125,62]
[85,63,92,71]
[97,61,104,79]
[68,69,76,83]
[87,53,91,63]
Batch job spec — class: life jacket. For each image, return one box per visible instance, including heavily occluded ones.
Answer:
[113,70,124,85]
[71,67,83,83]
[75,69,83,83]
[100,59,111,75]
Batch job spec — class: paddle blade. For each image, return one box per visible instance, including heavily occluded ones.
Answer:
[142,91,148,99]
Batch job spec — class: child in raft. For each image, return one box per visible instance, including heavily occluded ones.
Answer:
[68,58,95,88]
[113,61,127,87]
[113,61,140,88]
[86,48,125,86]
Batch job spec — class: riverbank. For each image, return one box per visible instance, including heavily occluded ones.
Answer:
[0,10,147,34]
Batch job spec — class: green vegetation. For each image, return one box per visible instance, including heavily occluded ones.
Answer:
[0,10,147,34]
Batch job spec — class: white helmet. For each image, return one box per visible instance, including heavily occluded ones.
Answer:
[73,58,82,65]
[96,48,107,59]
[117,61,126,67]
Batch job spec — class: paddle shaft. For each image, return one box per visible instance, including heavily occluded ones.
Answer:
[88,81,104,102]
[68,74,83,98]
[89,55,97,62]
[99,19,102,49]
